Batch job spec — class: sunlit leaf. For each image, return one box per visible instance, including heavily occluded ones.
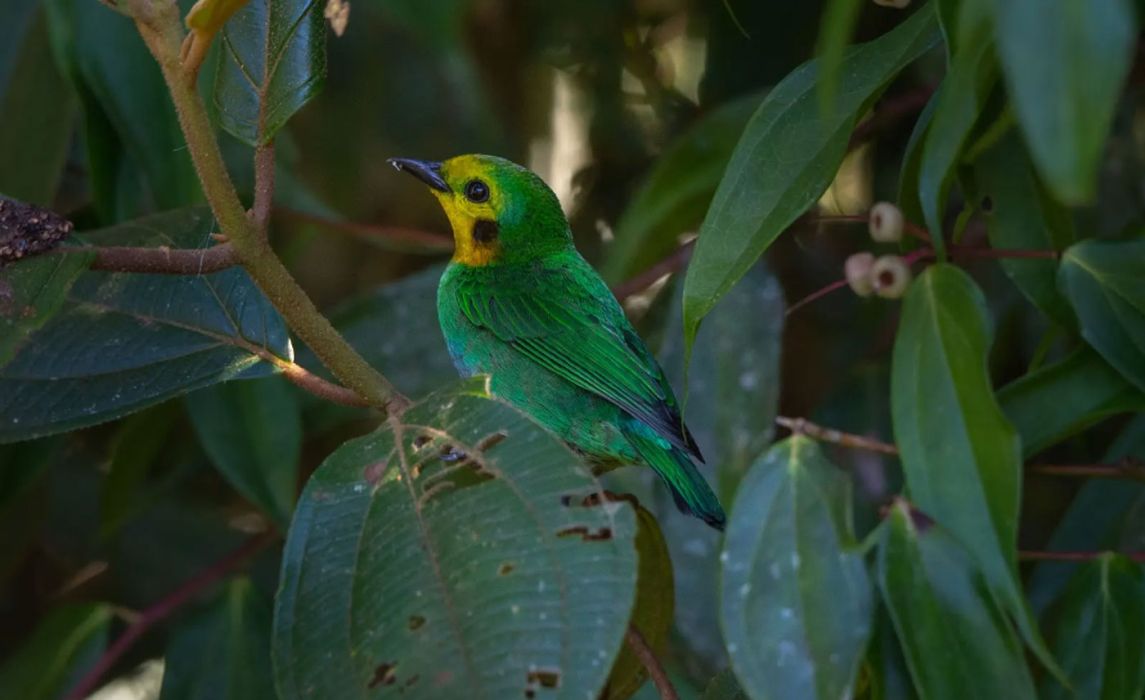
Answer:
[991,0,1135,203]
[273,379,638,699]
[187,376,300,527]
[161,579,276,700]
[1058,238,1145,393]
[0,208,290,443]
[215,0,327,145]
[877,501,1036,699]
[0,603,111,700]
[682,5,938,350]
[891,263,1057,673]
[720,436,872,700]
[1040,554,1145,700]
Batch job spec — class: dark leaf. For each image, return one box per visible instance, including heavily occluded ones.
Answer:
[0,207,290,443]
[214,0,327,145]
[100,401,180,537]
[701,668,748,700]
[273,379,638,699]
[0,603,111,700]
[0,248,92,369]
[720,436,872,700]
[682,6,939,350]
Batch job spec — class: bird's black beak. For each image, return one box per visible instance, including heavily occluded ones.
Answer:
[387,158,451,193]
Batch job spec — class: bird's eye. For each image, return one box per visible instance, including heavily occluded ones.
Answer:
[464,179,490,203]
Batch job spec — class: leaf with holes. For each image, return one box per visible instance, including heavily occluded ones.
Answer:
[1040,554,1145,699]
[877,501,1036,700]
[273,379,638,699]
[214,0,326,145]
[891,263,1058,676]
[161,579,276,700]
[1058,238,1145,393]
[682,6,938,351]
[0,602,111,699]
[0,207,290,443]
[720,436,872,700]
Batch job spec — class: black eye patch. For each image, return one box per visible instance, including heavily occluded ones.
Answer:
[464,179,490,203]
[473,219,499,244]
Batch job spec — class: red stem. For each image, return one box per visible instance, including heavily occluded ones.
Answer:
[64,532,277,700]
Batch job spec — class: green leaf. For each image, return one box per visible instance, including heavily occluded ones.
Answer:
[100,401,180,537]
[681,6,939,350]
[863,608,918,700]
[916,0,996,257]
[215,0,327,145]
[998,348,1145,457]
[720,436,872,700]
[895,82,939,227]
[702,668,748,700]
[602,505,674,700]
[43,0,201,218]
[602,91,764,284]
[877,501,1036,699]
[1040,555,1145,700]
[160,579,277,700]
[0,249,94,369]
[0,438,58,579]
[815,0,863,114]
[0,603,111,700]
[0,208,290,443]
[272,380,638,699]
[186,376,301,527]
[0,8,76,206]
[0,3,39,95]
[972,133,1075,327]
[647,264,783,673]
[1058,238,1145,393]
[891,263,1055,671]
[991,0,1135,204]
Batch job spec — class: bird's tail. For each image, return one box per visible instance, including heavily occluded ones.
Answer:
[626,424,726,531]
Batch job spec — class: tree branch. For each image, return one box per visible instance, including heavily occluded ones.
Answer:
[125,0,409,416]
[84,242,237,274]
[624,624,679,700]
[1018,550,1145,563]
[776,416,899,455]
[1027,461,1145,482]
[612,239,695,301]
[275,360,372,407]
[64,532,277,700]
[278,208,454,253]
[252,142,276,238]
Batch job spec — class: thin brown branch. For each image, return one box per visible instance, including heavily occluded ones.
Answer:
[1028,461,1145,481]
[785,278,850,316]
[950,244,1060,260]
[777,416,899,455]
[277,360,372,407]
[612,239,695,300]
[84,242,237,274]
[252,142,276,238]
[1019,550,1145,563]
[64,532,278,700]
[849,85,936,149]
[810,213,932,243]
[278,208,454,253]
[625,624,679,700]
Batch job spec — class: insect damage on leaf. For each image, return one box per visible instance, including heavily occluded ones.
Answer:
[0,199,73,267]
[524,668,561,698]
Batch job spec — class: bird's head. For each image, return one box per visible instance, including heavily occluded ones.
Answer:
[388,154,572,267]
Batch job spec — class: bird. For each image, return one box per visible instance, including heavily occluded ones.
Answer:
[388,154,726,530]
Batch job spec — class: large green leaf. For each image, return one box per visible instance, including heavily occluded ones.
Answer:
[160,579,277,700]
[0,208,290,443]
[972,133,1075,327]
[1040,555,1145,700]
[640,265,783,676]
[1058,238,1145,393]
[0,2,39,95]
[891,264,1054,669]
[814,0,863,113]
[215,0,326,145]
[186,376,301,527]
[916,0,996,257]
[0,603,111,700]
[998,348,1145,457]
[877,501,1036,700]
[273,380,638,699]
[602,91,764,284]
[990,0,1135,203]
[43,0,201,218]
[681,6,939,349]
[0,8,75,206]
[720,436,872,700]
[0,248,94,369]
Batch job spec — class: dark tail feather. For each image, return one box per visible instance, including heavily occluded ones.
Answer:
[627,428,726,531]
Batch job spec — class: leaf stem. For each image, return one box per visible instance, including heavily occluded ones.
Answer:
[63,531,278,700]
[125,0,409,416]
[624,624,679,700]
[1027,461,1145,482]
[81,242,238,274]
[1018,550,1145,563]
[252,141,276,238]
[776,416,899,454]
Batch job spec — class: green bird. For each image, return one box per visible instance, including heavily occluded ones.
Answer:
[389,154,726,530]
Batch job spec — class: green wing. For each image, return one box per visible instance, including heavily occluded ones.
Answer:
[453,260,703,462]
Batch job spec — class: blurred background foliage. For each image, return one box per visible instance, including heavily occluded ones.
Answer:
[1,0,1145,698]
